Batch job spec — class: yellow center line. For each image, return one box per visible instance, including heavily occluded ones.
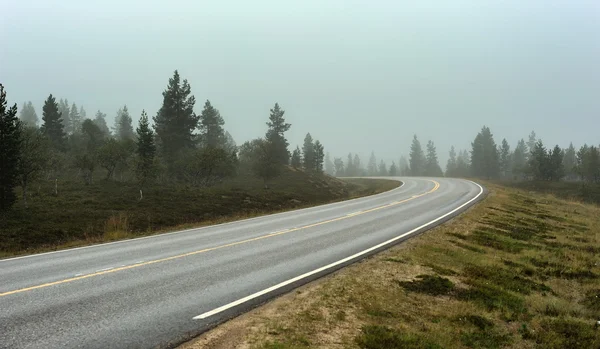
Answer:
[0,180,440,297]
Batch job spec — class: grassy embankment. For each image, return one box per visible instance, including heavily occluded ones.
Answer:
[0,169,399,258]
[180,181,600,349]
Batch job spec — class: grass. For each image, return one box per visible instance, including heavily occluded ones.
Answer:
[0,169,400,257]
[178,180,600,349]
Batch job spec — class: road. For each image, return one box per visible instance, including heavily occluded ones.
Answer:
[0,177,484,349]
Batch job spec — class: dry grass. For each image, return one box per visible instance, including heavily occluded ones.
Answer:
[179,181,600,349]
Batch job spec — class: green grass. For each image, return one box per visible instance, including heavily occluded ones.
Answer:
[0,169,399,256]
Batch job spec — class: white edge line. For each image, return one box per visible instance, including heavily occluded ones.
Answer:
[193,180,483,320]
[1,179,405,263]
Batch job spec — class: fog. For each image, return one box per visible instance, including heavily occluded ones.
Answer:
[2,0,599,165]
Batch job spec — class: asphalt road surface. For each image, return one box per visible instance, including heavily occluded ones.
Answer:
[0,177,484,349]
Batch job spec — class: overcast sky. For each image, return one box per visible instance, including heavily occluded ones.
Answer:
[1,0,599,166]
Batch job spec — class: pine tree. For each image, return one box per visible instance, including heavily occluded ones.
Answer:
[325,152,334,176]
[367,151,378,176]
[471,126,499,179]
[291,146,302,168]
[425,140,443,177]
[19,101,38,127]
[69,103,82,134]
[41,94,67,151]
[378,160,387,176]
[353,154,362,175]
[563,142,577,180]
[314,140,325,173]
[398,156,410,176]
[446,146,457,177]
[526,131,537,158]
[548,145,564,181]
[0,84,22,211]
[136,110,156,191]
[114,105,135,141]
[198,100,225,148]
[333,157,344,176]
[79,106,87,120]
[409,135,426,176]
[499,138,512,179]
[154,70,198,157]
[93,110,111,138]
[512,139,528,179]
[265,103,291,165]
[346,153,354,177]
[302,133,315,171]
[456,150,471,177]
[389,162,398,176]
[528,140,548,181]
[16,127,49,207]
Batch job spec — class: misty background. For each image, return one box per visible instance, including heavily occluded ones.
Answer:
[2,0,599,165]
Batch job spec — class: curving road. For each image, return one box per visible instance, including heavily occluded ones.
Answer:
[0,177,484,349]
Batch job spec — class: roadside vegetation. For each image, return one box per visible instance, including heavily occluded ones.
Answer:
[180,181,600,349]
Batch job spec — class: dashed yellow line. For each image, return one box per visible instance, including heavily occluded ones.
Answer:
[0,180,440,297]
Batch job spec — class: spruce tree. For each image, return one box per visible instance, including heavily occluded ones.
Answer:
[114,105,134,141]
[367,151,378,176]
[41,94,67,151]
[58,99,71,134]
[470,126,499,179]
[302,133,315,171]
[198,100,225,148]
[79,106,87,120]
[425,140,443,177]
[409,135,426,176]
[389,162,398,176]
[563,142,577,180]
[333,157,344,176]
[346,153,354,176]
[378,160,387,176]
[353,154,362,175]
[456,150,471,177]
[512,139,528,179]
[0,84,22,211]
[93,110,111,138]
[446,146,457,177]
[291,146,302,168]
[69,103,82,134]
[314,140,325,173]
[526,131,537,157]
[136,110,156,191]
[398,156,410,176]
[548,145,564,181]
[499,138,512,178]
[154,70,198,157]
[265,103,291,165]
[19,101,38,127]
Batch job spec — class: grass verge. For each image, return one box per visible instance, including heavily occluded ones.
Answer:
[0,170,399,258]
[179,181,600,349]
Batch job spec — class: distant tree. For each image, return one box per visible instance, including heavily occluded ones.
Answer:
[265,103,291,165]
[223,131,237,155]
[528,140,548,181]
[353,154,362,176]
[136,110,156,193]
[302,133,315,171]
[81,119,106,153]
[548,145,564,181]
[114,105,135,141]
[346,153,355,177]
[512,139,528,180]
[314,140,325,173]
[577,145,600,183]
[17,127,49,207]
[389,162,398,176]
[333,157,344,176]
[455,150,471,178]
[409,135,426,176]
[470,126,499,179]
[58,98,71,135]
[398,156,410,176]
[425,140,443,176]
[239,138,281,187]
[499,138,512,179]
[291,146,302,168]
[41,94,67,151]
[378,160,387,176]
[198,100,225,148]
[325,152,334,176]
[526,131,537,158]
[0,84,22,211]
[563,142,577,180]
[446,146,457,177]
[154,70,198,157]
[69,103,82,134]
[367,152,378,176]
[19,101,38,127]
[79,106,87,120]
[93,110,111,138]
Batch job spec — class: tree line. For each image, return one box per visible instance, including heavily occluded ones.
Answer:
[0,71,327,211]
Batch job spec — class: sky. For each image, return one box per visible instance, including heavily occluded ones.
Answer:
[1,0,599,167]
